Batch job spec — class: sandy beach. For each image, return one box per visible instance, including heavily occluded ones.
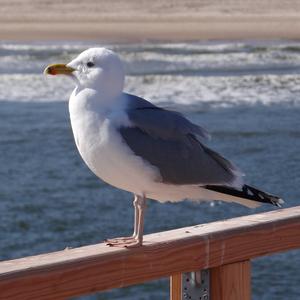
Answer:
[0,0,300,41]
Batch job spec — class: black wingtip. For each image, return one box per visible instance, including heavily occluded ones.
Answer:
[205,184,284,207]
[243,185,284,207]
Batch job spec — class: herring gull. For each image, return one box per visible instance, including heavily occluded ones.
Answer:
[44,48,283,248]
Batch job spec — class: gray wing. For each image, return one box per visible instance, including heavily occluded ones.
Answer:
[125,93,210,141]
[120,93,240,186]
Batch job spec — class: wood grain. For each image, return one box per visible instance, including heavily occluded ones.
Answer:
[0,206,300,299]
[211,261,251,300]
[170,273,182,300]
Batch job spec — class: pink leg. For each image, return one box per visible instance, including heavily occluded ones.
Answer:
[106,195,146,248]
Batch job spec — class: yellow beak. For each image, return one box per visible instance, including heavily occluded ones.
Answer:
[44,64,75,76]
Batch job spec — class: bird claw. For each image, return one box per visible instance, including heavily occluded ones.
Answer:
[105,236,142,248]
[105,236,135,243]
[124,240,142,248]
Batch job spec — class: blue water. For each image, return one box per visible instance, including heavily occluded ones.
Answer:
[0,41,299,299]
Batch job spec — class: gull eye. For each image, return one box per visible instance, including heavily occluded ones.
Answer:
[86,62,94,68]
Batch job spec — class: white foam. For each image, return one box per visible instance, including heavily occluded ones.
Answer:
[0,41,300,107]
[125,74,300,107]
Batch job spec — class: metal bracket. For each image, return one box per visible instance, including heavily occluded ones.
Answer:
[182,269,210,300]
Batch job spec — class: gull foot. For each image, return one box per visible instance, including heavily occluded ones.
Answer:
[105,236,142,248]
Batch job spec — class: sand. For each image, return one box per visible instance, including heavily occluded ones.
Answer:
[0,0,300,41]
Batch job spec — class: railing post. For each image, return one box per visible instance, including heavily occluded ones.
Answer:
[171,262,250,300]
[210,260,251,300]
[170,273,182,300]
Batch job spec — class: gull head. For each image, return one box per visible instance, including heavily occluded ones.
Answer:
[44,48,125,98]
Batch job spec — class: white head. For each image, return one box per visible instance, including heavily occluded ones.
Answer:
[45,48,125,98]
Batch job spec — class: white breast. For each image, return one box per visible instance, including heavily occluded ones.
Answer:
[68,89,161,196]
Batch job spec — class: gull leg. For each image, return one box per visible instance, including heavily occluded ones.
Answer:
[125,195,146,248]
[132,194,139,238]
[106,195,145,247]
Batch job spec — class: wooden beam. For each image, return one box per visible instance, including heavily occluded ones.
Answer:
[170,273,182,300]
[211,260,251,300]
[0,206,300,299]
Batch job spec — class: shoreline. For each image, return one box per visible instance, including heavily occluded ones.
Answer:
[1,0,300,42]
[1,15,300,42]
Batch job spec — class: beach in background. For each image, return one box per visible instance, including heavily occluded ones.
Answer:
[0,0,300,41]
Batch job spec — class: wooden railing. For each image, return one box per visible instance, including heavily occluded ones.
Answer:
[0,206,300,299]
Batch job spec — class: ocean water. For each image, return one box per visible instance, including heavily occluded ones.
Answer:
[0,41,300,299]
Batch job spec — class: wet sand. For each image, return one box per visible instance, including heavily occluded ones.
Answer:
[0,0,300,41]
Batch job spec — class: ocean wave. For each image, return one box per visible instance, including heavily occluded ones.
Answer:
[0,41,299,107]
[1,41,300,76]
[0,73,299,108]
[126,74,300,107]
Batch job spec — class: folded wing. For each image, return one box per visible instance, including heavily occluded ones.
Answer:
[120,93,242,187]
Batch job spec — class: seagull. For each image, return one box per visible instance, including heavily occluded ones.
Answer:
[44,48,283,248]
